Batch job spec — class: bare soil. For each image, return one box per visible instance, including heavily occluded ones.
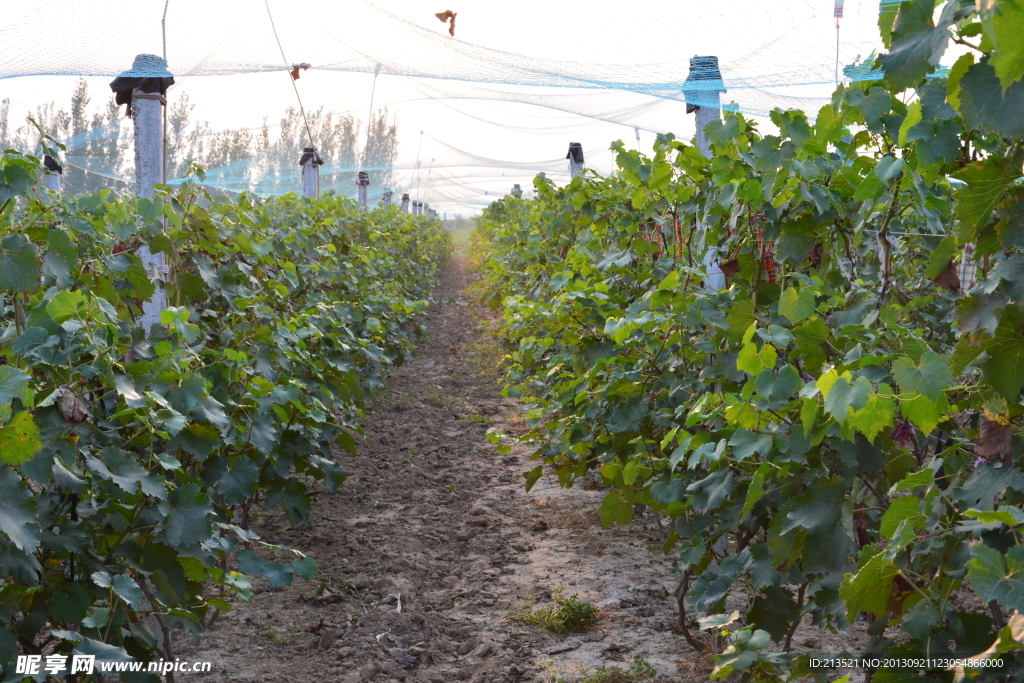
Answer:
[178,257,873,682]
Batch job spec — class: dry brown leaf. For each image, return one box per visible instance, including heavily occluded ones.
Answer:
[719,258,741,277]
[806,242,824,268]
[56,386,90,426]
[974,416,1013,465]
[435,10,456,35]
[931,259,961,293]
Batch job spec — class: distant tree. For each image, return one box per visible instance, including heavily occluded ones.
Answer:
[362,107,398,195]
[0,80,399,198]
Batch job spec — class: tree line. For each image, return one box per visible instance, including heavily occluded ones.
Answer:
[0,78,398,196]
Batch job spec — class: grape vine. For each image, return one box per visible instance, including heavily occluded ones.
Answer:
[476,1,1024,679]
[0,161,450,673]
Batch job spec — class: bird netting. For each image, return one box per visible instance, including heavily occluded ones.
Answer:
[0,0,916,213]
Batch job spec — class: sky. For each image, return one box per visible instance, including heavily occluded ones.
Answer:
[0,0,887,215]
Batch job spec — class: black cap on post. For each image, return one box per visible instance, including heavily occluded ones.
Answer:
[298,147,323,167]
[682,56,726,113]
[109,54,174,116]
[43,155,63,175]
[566,143,584,165]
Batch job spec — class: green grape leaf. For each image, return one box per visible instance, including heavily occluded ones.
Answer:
[897,100,922,146]
[958,58,1024,138]
[778,287,816,323]
[111,574,143,609]
[754,365,802,402]
[925,236,960,279]
[823,376,872,425]
[71,638,134,666]
[967,545,1024,613]
[742,463,771,518]
[0,411,43,466]
[906,118,962,167]
[980,307,1024,400]
[964,507,1024,527]
[0,159,36,202]
[86,447,167,500]
[840,552,900,619]
[899,393,945,433]
[947,52,975,111]
[214,458,260,505]
[158,482,215,547]
[748,586,799,642]
[123,254,157,301]
[0,234,41,293]
[729,430,774,462]
[953,158,1022,243]
[0,366,31,408]
[893,468,936,492]
[814,103,845,144]
[291,556,317,582]
[955,463,1024,510]
[42,228,79,289]
[781,481,843,534]
[600,490,635,527]
[848,393,896,443]
[988,0,1024,92]
[0,465,39,552]
[880,496,926,538]
[650,477,686,505]
[46,290,89,325]
[876,0,956,91]
[687,468,735,512]
[892,351,953,402]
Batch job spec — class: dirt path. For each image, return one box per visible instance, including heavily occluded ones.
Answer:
[180,258,708,683]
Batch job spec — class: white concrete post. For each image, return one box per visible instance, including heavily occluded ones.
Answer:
[382,190,392,206]
[42,156,62,198]
[132,86,169,332]
[683,55,726,158]
[301,147,321,199]
[567,142,584,177]
[43,173,61,193]
[401,193,410,214]
[683,55,727,291]
[356,171,369,209]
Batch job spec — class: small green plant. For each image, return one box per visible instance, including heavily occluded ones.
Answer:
[511,589,599,634]
[257,619,302,644]
[572,658,657,683]
[459,407,493,424]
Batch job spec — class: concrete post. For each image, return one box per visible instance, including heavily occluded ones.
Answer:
[41,155,62,201]
[300,147,321,199]
[356,171,369,209]
[511,183,522,198]
[401,193,410,214]
[567,142,584,177]
[382,190,392,206]
[684,55,727,291]
[683,55,726,158]
[132,85,169,331]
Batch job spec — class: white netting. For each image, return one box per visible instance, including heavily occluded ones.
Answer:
[0,0,891,213]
